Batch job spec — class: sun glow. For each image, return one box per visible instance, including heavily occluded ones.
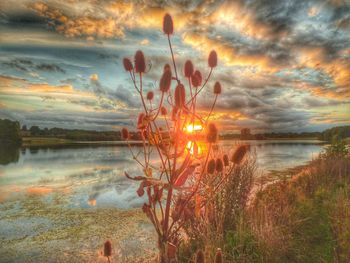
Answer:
[185,124,203,133]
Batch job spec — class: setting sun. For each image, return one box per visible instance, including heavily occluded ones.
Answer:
[185,124,203,133]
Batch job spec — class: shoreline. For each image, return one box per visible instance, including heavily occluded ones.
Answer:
[20,136,326,148]
[21,137,145,147]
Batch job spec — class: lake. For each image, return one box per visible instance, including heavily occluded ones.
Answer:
[0,140,325,262]
[0,140,325,207]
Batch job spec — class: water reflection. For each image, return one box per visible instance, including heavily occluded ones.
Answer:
[0,140,325,207]
[0,143,20,165]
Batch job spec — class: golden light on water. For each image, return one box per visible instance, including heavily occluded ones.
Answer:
[184,123,204,155]
[186,141,202,155]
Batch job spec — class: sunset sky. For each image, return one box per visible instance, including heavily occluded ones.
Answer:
[0,0,349,133]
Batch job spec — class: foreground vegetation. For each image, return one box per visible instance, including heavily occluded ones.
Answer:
[178,141,350,263]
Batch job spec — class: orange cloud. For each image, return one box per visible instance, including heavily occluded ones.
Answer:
[27,83,74,94]
[29,1,191,39]
[30,2,129,38]
[27,186,53,195]
[296,47,350,92]
[183,33,277,73]
[308,6,321,17]
[90,73,99,81]
[207,1,279,41]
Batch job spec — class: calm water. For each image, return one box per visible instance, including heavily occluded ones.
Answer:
[0,140,326,261]
[0,140,325,208]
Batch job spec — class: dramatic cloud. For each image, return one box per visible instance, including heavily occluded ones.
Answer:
[0,0,349,132]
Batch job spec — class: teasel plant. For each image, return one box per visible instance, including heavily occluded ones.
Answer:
[121,13,248,263]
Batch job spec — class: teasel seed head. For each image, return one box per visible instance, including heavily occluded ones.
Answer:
[195,250,205,263]
[208,50,218,68]
[121,127,129,140]
[174,83,186,108]
[146,91,154,100]
[163,13,174,35]
[214,81,222,95]
[134,50,146,73]
[191,70,202,87]
[215,248,223,263]
[206,123,218,143]
[160,106,167,115]
[137,113,146,129]
[163,63,171,72]
[103,240,112,257]
[216,158,224,172]
[159,69,172,92]
[231,144,249,165]
[223,154,229,166]
[184,60,194,78]
[207,159,216,174]
[123,58,133,71]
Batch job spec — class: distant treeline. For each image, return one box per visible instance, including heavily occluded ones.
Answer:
[23,125,142,141]
[221,126,350,141]
[0,119,22,145]
[26,126,123,141]
[1,119,349,144]
[318,126,350,141]
[221,132,321,140]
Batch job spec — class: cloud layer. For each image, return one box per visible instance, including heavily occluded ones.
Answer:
[0,0,349,132]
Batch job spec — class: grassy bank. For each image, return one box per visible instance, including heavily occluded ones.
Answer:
[178,141,350,263]
[22,137,74,147]
[250,150,350,262]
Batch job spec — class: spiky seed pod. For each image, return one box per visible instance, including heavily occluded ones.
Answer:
[174,84,186,108]
[121,127,129,140]
[223,154,229,166]
[206,123,218,143]
[146,91,154,100]
[163,13,174,35]
[137,113,146,129]
[216,158,224,172]
[215,249,223,263]
[214,81,222,95]
[184,60,194,78]
[195,250,205,263]
[231,144,249,165]
[159,69,172,92]
[191,70,202,87]
[136,185,145,197]
[208,50,218,68]
[163,63,171,72]
[207,159,216,174]
[104,240,112,257]
[160,106,167,115]
[134,50,146,73]
[191,73,199,87]
[123,58,133,71]
[195,70,202,86]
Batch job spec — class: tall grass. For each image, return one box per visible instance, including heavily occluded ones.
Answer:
[250,142,350,263]
[178,153,257,262]
[178,141,350,263]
